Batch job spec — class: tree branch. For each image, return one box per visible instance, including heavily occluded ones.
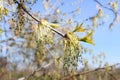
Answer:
[94,0,118,29]
[25,62,53,80]
[13,0,65,38]
[108,72,117,80]
[14,0,39,22]
[94,0,113,11]
[62,63,120,80]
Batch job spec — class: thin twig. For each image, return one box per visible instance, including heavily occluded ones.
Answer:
[14,0,39,22]
[108,72,117,80]
[94,0,113,11]
[94,0,118,29]
[109,12,117,29]
[13,0,65,38]
[26,62,53,80]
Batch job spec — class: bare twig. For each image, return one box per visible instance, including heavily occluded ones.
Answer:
[26,62,53,80]
[0,38,15,43]
[109,12,117,29]
[94,0,113,11]
[14,0,39,22]
[94,0,118,29]
[108,72,117,80]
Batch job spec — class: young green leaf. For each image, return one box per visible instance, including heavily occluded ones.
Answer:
[50,23,60,28]
[38,19,59,28]
[78,31,95,45]
[72,23,85,32]
[0,28,2,35]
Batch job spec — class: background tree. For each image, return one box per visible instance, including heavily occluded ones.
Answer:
[0,0,120,80]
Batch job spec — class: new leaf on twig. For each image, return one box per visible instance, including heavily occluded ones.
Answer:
[0,28,2,35]
[38,19,59,28]
[78,30,95,45]
[72,23,85,33]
